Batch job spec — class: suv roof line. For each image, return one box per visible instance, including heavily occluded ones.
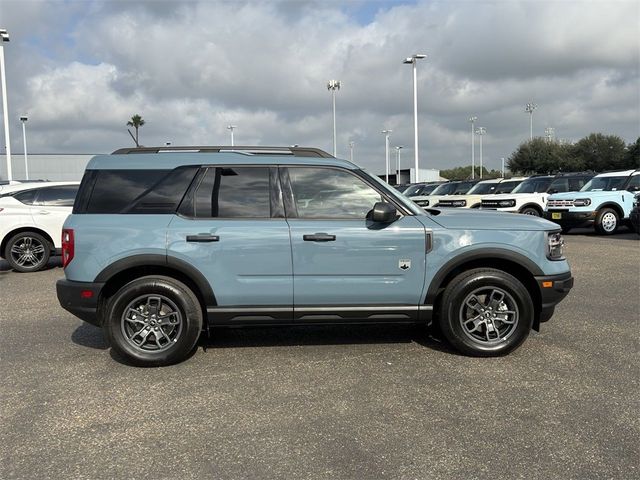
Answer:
[111,146,334,158]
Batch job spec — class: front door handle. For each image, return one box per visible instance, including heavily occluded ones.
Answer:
[186,234,219,243]
[38,210,51,215]
[303,233,336,242]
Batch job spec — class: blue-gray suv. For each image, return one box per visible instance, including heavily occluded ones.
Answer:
[56,146,573,366]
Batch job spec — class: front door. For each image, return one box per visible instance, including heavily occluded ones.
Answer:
[167,166,293,324]
[282,167,427,322]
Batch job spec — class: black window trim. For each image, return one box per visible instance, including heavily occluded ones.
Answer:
[279,165,411,220]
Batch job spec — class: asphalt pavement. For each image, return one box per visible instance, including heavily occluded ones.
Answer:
[0,229,638,479]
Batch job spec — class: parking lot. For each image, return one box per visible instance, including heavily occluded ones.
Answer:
[0,230,638,479]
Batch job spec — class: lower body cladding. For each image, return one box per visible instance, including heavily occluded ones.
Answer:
[534,272,574,323]
[544,210,596,229]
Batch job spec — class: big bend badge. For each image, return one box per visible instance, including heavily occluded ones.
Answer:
[399,259,411,271]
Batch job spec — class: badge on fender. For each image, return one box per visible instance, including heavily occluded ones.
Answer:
[399,259,411,270]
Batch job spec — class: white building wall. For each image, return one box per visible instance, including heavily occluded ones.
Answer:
[0,154,96,181]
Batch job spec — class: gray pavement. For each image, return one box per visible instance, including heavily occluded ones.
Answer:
[0,230,638,479]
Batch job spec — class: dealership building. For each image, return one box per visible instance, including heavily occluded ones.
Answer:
[0,154,96,181]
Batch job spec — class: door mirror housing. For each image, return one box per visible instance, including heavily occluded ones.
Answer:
[370,202,398,223]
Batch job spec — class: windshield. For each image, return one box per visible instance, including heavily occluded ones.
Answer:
[404,184,425,197]
[453,182,475,194]
[431,183,456,196]
[495,180,522,194]
[580,175,628,192]
[512,178,553,194]
[467,182,498,195]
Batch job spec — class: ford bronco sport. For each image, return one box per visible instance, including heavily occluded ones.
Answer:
[56,146,573,366]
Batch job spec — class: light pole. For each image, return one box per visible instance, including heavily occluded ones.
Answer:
[476,127,486,179]
[403,54,426,182]
[525,102,537,140]
[501,157,505,178]
[395,146,403,185]
[381,129,392,183]
[348,141,354,162]
[0,29,11,181]
[545,126,554,142]
[226,125,236,146]
[468,116,477,179]
[20,115,27,180]
[327,80,341,156]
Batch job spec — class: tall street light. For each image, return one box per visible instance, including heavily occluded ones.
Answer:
[525,102,537,140]
[327,80,341,156]
[468,115,477,179]
[395,146,403,185]
[403,53,426,182]
[348,141,354,162]
[0,28,11,181]
[227,125,236,146]
[545,126,554,142]
[381,129,392,183]
[476,127,486,179]
[20,115,28,180]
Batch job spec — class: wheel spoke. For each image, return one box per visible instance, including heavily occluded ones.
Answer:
[133,327,152,346]
[465,295,485,313]
[158,311,180,326]
[10,244,23,254]
[124,308,147,325]
[121,294,183,352]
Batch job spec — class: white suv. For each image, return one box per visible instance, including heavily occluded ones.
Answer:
[436,177,528,209]
[0,182,79,272]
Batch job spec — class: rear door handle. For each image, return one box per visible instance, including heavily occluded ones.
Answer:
[38,210,51,215]
[186,234,219,243]
[303,233,336,242]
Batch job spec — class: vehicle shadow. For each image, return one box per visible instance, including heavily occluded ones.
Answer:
[71,323,457,366]
[0,256,63,272]
[565,227,639,240]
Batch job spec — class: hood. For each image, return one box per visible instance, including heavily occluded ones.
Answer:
[422,207,557,231]
[548,190,624,200]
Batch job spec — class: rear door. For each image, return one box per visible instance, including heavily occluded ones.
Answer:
[167,166,293,324]
[282,166,428,323]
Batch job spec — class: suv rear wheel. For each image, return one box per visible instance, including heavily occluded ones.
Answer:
[104,276,203,366]
[5,231,51,272]
[439,268,533,356]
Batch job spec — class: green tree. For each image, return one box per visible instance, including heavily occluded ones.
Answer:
[569,133,626,171]
[440,165,503,180]
[126,114,146,147]
[507,138,574,174]
[624,137,640,169]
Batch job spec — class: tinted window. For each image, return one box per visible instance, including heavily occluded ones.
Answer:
[569,177,589,191]
[512,178,553,193]
[495,180,521,194]
[12,189,38,205]
[193,167,271,218]
[626,175,640,191]
[404,184,426,197]
[431,183,456,195]
[86,170,169,213]
[453,182,475,194]
[126,167,198,214]
[289,168,382,219]
[581,176,627,192]
[35,185,79,206]
[467,182,498,195]
[548,178,569,193]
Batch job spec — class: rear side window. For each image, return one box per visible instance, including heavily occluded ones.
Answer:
[84,168,197,214]
[12,189,38,205]
[192,167,271,218]
[35,185,79,206]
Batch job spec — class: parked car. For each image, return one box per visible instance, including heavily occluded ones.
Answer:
[437,177,527,209]
[0,182,80,271]
[480,172,594,216]
[545,169,640,234]
[402,181,445,199]
[410,180,478,208]
[56,145,573,366]
[630,192,640,234]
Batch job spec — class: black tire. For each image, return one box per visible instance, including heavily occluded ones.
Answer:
[520,206,541,216]
[104,276,203,367]
[594,208,619,235]
[439,268,534,357]
[5,231,51,272]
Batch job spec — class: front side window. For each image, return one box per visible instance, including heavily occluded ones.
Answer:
[36,185,79,207]
[193,167,271,218]
[288,168,382,219]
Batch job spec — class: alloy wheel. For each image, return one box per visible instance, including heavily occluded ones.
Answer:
[10,236,46,269]
[121,295,184,352]
[458,286,519,345]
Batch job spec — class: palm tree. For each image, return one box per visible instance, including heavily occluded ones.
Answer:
[126,114,145,147]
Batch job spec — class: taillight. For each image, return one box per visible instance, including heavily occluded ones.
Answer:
[62,228,74,268]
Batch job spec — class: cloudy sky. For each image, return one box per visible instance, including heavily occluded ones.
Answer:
[1,0,638,173]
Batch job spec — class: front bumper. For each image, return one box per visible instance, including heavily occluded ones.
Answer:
[56,279,104,327]
[544,210,596,229]
[534,272,574,323]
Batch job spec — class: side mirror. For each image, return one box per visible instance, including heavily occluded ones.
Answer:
[370,202,398,223]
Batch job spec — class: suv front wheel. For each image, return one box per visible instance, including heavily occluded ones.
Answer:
[104,276,203,367]
[439,268,534,356]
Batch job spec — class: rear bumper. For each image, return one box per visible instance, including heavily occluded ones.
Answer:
[534,272,574,323]
[56,279,104,327]
[544,210,596,229]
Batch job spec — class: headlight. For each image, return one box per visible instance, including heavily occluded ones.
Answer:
[452,200,466,207]
[573,198,591,207]
[498,199,516,207]
[546,232,565,260]
[415,199,429,207]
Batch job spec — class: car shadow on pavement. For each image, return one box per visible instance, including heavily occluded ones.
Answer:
[565,228,639,240]
[71,323,109,350]
[0,256,63,272]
